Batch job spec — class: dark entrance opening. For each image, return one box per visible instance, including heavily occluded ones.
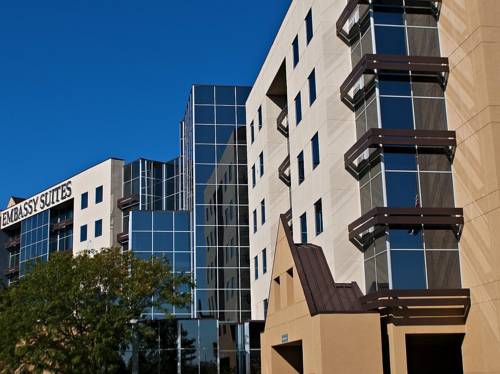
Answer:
[272,340,303,374]
[406,333,464,374]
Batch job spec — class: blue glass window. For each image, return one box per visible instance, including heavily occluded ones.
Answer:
[253,209,257,233]
[175,253,191,272]
[132,211,153,231]
[261,199,266,225]
[254,256,259,280]
[251,165,256,187]
[259,152,264,177]
[373,5,404,25]
[195,145,216,164]
[153,232,173,251]
[195,85,214,104]
[95,219,102,238]
[300,213,307,243]
[311,132,320,169]
[250,121,255,143]
[216,125,237,144]
[314,198,323,235]
[306,9,313,44]
[308,69,317,105]
[295,92,302,125]
[258,106,263,130]
[174,232,190,251]
[81,192,88,210]
[215,86,235,105]
[384,148,417,171]
[297,151,305,184]
[80,225,87,242]
[380,97,414,129]
[378,75,411,96]
[131,232,152,252]
[174,212,190,230]
[236,86,251,105]
[389,229,423,249]
[95,186,103,204]
[153,211,174,231]
[216,106,236,124]
[195,125,215,144]
[195,105,215,124]
[385,172,418,207]
[262,248,267,274]
[375,26,407,55]
[292,35,299,67]
[195,164,216,184]
[391,250,427,289]
[236,107,246,125]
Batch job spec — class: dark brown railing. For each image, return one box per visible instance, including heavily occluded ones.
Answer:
[4,266,19,278]
[5,236,20,250]
[345,129,457,178]
[276,106,289,138]
[360,288,470,326]
[117,232,129,244]
[348,207,464,249]
[50,218,73,232]
[336,0,442,45]
[278,156,291,187]
[340,54,449,109]
[117,194,140,211]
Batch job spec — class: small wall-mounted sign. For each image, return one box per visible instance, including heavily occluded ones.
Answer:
[281,334,288,343]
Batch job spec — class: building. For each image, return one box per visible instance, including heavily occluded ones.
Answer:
[248,0,500,373]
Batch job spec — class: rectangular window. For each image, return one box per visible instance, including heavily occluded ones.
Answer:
[262,248,267,274]
[254,255,259,280]
[308,69,316,105]
[252,165,256,187]
[295,92,302,125]
[95,219,103,238]
[311,132,320,169]
[292,35,299,67]
[300,213,307,243]
[80,225,87,242]
[261,199,266,225]
[81,192,88,210]
[264,298,269,317]
[258,106,263,130]
[306,9,313,44]
[314,199,323,235]
[253,209,257,233]
[297,151,305,184]
[259,152,264,177]
[95,186,103,204]
[250,121,255,143]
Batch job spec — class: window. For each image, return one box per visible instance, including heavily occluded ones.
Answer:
[308,69,316,105]
[314,199,323,235]
[297,151,305,184]
[249,121,255,144]
[258,106,263,130]
[252,165,256,187]
[253,209,257,233]
[300,213,307,243]
[254,255,259,280]
[95,186,103,204]
[80,225,87,242]
[81,192,88,210]
[295,92,302,125]
[311,132,320,169]
[264,298,269,317]
[259,152,264,177]
[262,248,267,274]
[95,219,103,238]
[261,199,266,225]
[292,35,299,67]
[306,9,313,44]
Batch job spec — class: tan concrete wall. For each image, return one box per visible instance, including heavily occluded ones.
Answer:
[440,1,500,372]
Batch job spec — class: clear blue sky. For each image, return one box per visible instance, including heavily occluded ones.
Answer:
[0,1,290,208]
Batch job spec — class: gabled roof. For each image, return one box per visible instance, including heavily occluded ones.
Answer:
[279,214,365,315]
[7,196,25,208]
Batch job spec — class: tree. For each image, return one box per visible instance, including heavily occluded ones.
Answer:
[0,248,192,374]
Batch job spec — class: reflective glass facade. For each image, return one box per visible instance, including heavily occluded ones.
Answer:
[19,211,50,276]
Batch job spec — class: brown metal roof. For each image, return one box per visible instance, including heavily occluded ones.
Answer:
[280,215,365,315]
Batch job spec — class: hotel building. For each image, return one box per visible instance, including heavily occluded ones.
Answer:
[248,0,500,373]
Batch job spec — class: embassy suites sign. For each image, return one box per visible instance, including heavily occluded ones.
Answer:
[1,181,73,229]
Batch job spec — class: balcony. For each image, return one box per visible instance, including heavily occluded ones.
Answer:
[345,129,457,178]
[340,54,449,110]
[4,266,19,278]
[336,0,442,46]
[50,218,73,232]
[117,232,129,244]
[360,288,470,326]
[278,156,291,187]
[276,106,289,138]
[5,236,20,251]
[348,207,464,250]
[117,194,139,211]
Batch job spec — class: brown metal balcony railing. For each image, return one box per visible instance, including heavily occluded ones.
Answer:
[340,54,449,110]
[117,232,129,244]
[336,0,442,46]
[276,106,289,138]
[348,207,464,250]
[117,194,140,211]
[345,129,457,178]
[360,288,470,326]
[50,218,73,232]
[5,236,20,250]
[278,156,291,187]
[4,266,19,278]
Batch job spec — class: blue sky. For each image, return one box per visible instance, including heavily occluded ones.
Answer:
[0,1,290,207]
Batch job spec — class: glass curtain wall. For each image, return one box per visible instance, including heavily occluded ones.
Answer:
[19,211,50,276]
[349,1,460,293]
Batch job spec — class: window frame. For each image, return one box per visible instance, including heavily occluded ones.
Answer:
[314,198,323,236]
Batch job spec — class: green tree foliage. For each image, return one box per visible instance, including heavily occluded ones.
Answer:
[0,248,192,374]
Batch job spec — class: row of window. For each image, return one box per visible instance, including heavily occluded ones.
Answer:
[254,248,267,280]
[80,219,102,242]
[252,199,266,234]
[294,69,317,126]
[81,185,104,210]
[251,152,264,187]
[297,132,320,185]
[299,199,323,243]
[292,9,314,68]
